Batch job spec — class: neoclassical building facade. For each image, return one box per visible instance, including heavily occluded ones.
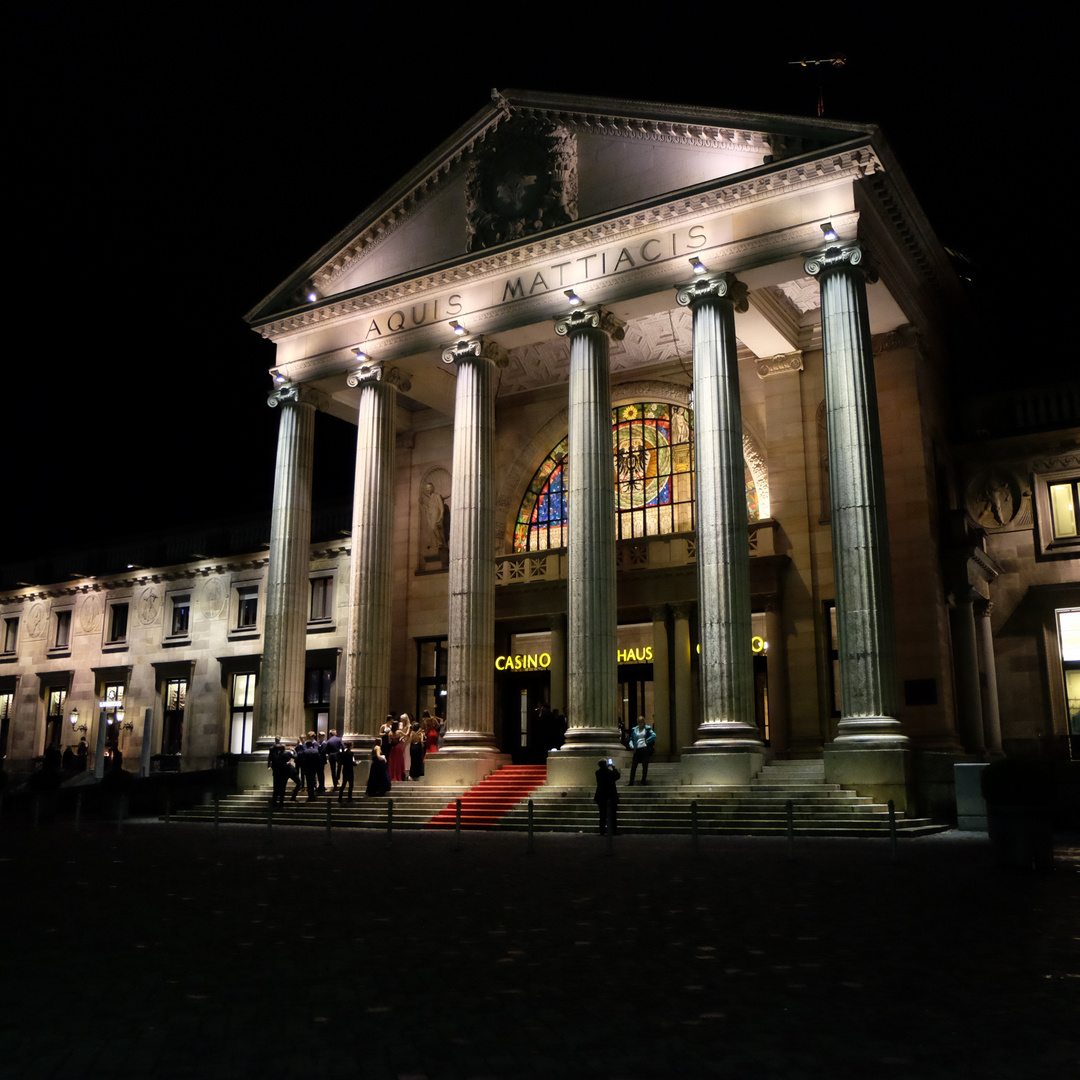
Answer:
[3,92,1076,810]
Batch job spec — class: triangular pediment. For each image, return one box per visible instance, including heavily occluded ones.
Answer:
[245,90,875,328]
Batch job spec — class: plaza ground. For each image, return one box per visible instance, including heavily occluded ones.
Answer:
[1,819,1077,1080]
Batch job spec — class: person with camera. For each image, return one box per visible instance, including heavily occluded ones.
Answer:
[594,758,621,835]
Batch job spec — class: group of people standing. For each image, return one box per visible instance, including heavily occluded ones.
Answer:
[366,711,443,796]
[594,716,658,835]
[267,714,446,804]
[267,730,356,806]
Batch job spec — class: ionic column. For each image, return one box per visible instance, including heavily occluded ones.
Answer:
[343,361,411,744]
[549,613,567,716]
[258,382,320,747]
[554,306,625,755]
[805,241,906,749]
[672,602,694,754]
[975,600,1002,754]
[676,274,762,751]
[440,337,507,753]
[650,605,671,756]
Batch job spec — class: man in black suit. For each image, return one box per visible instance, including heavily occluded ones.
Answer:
[594,758,620,835]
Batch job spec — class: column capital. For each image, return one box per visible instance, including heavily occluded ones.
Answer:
[803,240,878,284]
[553,305,626,341]
[267,382,327,410]
[346,361,412,393]
[675,272,749,313]
[441,336,509,368]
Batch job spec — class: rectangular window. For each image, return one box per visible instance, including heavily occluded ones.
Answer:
[108,602,129,644]
[305,666,333,730]
[826,601,841,717]
[237,586,258,630]
[162,677,187,756]
[0,690,12,761]
[45,686,67,750]
[101,682,125,754]
[54,610,72,650]
[230,673,256,754]
[170,595,191,638]
[1034,468,1080,555]
[2,617,17,654]
[1059,610,1080,736]
[309,577,333,623]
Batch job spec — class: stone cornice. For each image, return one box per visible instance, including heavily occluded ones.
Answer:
[253,144,881,343]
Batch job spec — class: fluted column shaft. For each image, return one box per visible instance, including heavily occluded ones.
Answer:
[806,242,906,748]
[555,307,624,750]
[442,338,505,751]
[344,363,409,742]
[258,384,316,747]
[677,274,761,750]
[975,600,1002,754]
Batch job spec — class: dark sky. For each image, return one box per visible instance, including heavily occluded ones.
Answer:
[7,5,1068,572]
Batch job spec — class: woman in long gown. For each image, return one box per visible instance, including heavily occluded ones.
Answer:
[387,720,406,782]
[408,721,425,780]
[365,742,391,797]
[423,711,439,755]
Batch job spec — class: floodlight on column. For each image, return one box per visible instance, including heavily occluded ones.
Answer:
[564,289,583,305]
[689,257,708,275]
[820,221,839,242]
[449,320,468,336]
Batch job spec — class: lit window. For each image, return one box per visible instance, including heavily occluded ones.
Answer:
[230,673,256,754]
[45,686,67,750]
[1059,610,1080,736]
[1034,468,1080,555]
[163,677,187,755]
[513,401,760,553]
[0,690,12,761]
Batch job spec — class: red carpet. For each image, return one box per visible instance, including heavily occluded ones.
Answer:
[425,765,547,829]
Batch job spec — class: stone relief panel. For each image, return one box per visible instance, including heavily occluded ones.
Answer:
[136,585,162,627]
[78,593,104,634]
[465,116,577,253]
[199,577,228,621]
[25,602,48,640]
[965,468,1031,532]
[418,467,452,573]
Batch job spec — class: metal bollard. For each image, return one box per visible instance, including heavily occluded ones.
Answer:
[691,800,699,853]
[164,791,171,828]
[386,798,393,844]
[455,798,462,851]
[606,802,615,856]
[527,799,535,855]
[267,799,274,840]
[325,799,333,845]
[786,800,794,861]
[888,799,898,864]
[213,792,220,839]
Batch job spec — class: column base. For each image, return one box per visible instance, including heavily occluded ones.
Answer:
[546,744,629,787]
[824,747,911,813]
[680,749,765,786]
[236,754,270,792]
[833,717,909,749]
[424,750,510,789]
[690,721,765,753]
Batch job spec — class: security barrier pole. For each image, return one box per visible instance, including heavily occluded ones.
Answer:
[527,799,535,855]
[267,800,274,841]
[454,798,462,851]
[888,800,898,864]
[691,800,699,853]
[606,803,615,856]
[325,799,333,845]
[386,798,393,845]
[213,792,220,839]
[786,800,794,861]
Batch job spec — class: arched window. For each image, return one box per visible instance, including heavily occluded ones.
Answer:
[513,401,759,552]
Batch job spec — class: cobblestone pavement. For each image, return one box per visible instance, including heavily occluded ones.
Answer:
[1,819,1077,1080]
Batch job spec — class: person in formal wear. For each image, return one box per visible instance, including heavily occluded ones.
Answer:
[594,758,620,835]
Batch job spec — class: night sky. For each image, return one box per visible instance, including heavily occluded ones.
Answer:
[7,6,1069,574]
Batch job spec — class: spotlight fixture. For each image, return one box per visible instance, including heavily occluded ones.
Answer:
[272,370,287,385]
[351,347,368,362]
[305,284,319,303]
[689,257,707,275]
[564,289,582,305]
[820,222,839,243]
[449,320,468,336]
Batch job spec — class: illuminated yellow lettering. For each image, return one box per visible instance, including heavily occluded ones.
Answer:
[539,652,551,668]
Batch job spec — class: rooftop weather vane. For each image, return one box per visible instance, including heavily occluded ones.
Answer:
[789,56,846,116]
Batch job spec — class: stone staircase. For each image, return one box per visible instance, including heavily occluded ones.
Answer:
[168,759,946,836]
[496,759,947,837]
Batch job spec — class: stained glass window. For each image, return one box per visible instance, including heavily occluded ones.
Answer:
[513,402,759,553]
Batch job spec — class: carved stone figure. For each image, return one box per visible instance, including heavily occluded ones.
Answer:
[419,472,451,572]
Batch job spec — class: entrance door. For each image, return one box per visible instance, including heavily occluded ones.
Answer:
[499,674,551,763]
